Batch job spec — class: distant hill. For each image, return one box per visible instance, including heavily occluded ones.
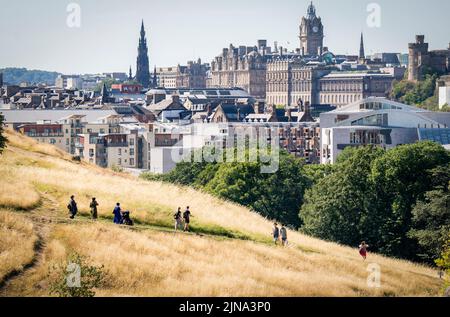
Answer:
[0,67,61,86]
[0,130,442,297]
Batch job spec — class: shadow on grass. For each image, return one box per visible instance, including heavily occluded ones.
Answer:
[75,213,272,245]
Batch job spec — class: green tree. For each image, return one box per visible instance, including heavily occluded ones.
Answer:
[409,190,450,262]
[371,142,450,259]
[391,74,441,110]
[0,114,6,154]
[300,142,450,261]
[204,151,309,228]
[300,146,384,246]
[408,165,450,262]
[94,78,118,92]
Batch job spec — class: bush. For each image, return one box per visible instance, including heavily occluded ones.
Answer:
[435,239,450,295]
[111,165,124,173]
[48,253,107,297]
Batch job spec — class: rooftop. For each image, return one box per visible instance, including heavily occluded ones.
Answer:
[1,109,117,124]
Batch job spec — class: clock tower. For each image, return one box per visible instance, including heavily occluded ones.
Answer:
[299,2,324,56]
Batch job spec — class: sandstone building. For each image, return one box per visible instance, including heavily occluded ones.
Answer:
[208,42,269,99]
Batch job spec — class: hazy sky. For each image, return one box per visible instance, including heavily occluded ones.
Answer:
[1,0,449,74]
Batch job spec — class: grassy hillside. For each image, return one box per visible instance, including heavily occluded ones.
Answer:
[0,130,443,296]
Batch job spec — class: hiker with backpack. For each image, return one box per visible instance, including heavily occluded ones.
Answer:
[113,203,122,224]
[90,197,99,220]
[67,195,78,219]
[183,206,193,232]
[272,223,280,245]
[174,207,182,231]
[359,241,369,260]
[280,225,288,246]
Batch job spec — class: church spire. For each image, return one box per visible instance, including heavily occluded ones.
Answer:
[129,66,133,80]
[101,82,109,104]
[359,32,365,60]
[136,20,151,88]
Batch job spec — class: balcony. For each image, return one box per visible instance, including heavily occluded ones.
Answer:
[26,133,64,138]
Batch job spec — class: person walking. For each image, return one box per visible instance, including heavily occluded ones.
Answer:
[174,207,182,231]
[359,241,369,260]
[113,203,122,224]
[273,223,280,245]
[280,225,288,246]
[90,198,99,220]
[183,206,192,232]
[67,195,78,219]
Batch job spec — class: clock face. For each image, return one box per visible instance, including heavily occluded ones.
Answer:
[313,26,319,33]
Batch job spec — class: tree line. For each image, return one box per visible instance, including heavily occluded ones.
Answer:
[141,142,450,264]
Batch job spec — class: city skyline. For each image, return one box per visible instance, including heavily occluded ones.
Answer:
[0,0,449,74]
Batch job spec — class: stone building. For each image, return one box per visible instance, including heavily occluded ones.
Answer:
[155,61,208,89]
[176,59,209,89]
[318,72,394,108]
[208,42,269,99]
[408,35,450,81]
[155,67,178,88]
[266,59,330,106]
[266,56,395,109]
[299,2,324,56]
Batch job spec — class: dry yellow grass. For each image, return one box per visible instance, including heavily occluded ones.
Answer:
[0,210,37,282]
[0,130,443,296]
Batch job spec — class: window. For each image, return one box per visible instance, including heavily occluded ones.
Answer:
[130,158,135,166]
[351,114,388,127]
[118,148,122,156]
[89,149,94,157]
[350,130,384,145]
[118,158,122,165]
[130,148,135,156]
[50,139,56,144]
[130,138,135,146]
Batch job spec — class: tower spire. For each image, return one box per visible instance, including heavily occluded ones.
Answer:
[101,82,109,104]
[307,1,316,19]
[359,32,365,60]
[129,66,133,80]
[153,65,157,88]
[136,20,151,88]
